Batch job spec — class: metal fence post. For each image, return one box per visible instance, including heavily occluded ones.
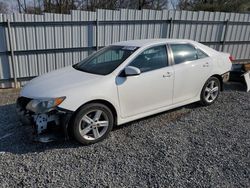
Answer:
[96,18,99,51]
[168,18,173,38]
[7,19,18,88]
[221,19,229,52]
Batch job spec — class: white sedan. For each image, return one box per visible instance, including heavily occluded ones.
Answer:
[17,39,232,145]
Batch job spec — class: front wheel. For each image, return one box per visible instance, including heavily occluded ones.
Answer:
[200,77,221,106]
[72,103,114,145]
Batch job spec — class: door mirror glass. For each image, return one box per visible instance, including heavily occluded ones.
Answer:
[124,66,141,76]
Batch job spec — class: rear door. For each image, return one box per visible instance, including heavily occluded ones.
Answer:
[169,43,213,104]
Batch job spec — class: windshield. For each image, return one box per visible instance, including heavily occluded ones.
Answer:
[73,45,138,75]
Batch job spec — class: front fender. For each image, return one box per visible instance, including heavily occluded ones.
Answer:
[58,79,120,118]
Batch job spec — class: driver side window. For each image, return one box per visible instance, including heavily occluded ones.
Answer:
[129,45,168,73]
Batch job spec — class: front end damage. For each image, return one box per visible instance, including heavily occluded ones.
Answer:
[16,97,73,142]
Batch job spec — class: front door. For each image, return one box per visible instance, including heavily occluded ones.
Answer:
[116,45,174,118]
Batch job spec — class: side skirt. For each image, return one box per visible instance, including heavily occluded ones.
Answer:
[117,96,200,125]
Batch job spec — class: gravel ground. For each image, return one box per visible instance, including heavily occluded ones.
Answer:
[0,83,249,187]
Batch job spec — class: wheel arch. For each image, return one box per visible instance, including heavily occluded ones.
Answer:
[70,99,118,125]
[85,99,118,124]
[66,99,118,138]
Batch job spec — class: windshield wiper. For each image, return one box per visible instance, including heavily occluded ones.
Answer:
[72,64,83,71]
[73,64,102,75]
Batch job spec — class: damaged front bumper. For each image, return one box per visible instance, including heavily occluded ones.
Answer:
[16,97,73,142]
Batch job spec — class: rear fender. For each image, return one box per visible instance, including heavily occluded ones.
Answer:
[243,71,250,92]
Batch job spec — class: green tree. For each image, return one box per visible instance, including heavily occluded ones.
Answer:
[176,0,250,12]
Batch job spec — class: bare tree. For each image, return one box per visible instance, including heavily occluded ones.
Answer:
[17,0,22,13]
[11,0,170,14]
[24,0,27,12]
[153,0,168,10]
[177,0,192,10]
[116,0,168,10]
[73,0,168,11]
[16,0,28,13]
[169,0,178,9]
[0,2,8,13]
[44,0,52,12]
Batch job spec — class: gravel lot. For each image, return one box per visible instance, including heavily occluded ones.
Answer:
[0,83,249,187]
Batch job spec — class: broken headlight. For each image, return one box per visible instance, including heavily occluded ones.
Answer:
[26,97,66,114]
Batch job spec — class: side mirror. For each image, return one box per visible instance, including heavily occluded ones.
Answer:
[124,66,141,76]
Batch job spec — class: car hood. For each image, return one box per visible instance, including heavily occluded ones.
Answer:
[20,66,102,98]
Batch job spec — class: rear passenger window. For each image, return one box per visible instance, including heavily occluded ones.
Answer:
[129,45,168,73]
[170,44,197,64]
[197,48,209,59]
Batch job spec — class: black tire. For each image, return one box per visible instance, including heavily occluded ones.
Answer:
[200,77,221,106]
[72,103,114,145]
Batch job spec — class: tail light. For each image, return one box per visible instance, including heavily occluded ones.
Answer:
[229,55,235,62]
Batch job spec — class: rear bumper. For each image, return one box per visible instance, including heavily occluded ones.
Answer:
[16,97,73,141]
[221,71,230,83]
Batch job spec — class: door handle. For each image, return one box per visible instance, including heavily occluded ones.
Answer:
[163,72,172,78]
[203,62,209,67]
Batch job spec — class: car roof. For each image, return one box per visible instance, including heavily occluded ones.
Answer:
[113,39,196,47]
[112,39,218,55]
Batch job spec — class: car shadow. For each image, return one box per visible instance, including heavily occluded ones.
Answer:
[0,103,83,154]
[0,81,246,155]
[224,81,246,91]
[0,103,191,155]
[112,105,191,131]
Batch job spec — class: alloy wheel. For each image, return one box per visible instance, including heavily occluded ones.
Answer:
[78,109,109,141]
[204,80,219,103]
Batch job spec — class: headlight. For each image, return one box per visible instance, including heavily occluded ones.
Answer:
[26,96,66,113]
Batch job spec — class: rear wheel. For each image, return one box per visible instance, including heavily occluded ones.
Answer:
[72,103,114,145]
[200,77,221,106]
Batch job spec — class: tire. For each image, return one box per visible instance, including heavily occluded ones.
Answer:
[200,77,221,106]
[72,103,114,145]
